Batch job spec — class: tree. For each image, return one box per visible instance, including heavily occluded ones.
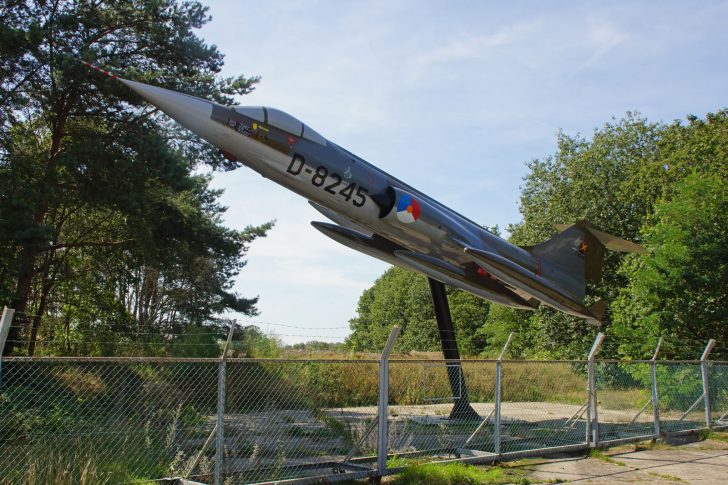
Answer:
[507,114,680,357]
[0,0,269,355]
[346,266,492,356]
[611,174,728,359]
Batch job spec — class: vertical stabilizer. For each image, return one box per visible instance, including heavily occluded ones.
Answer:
[525,221,645,301]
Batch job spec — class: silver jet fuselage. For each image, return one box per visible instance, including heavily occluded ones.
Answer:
[110,77,642,321]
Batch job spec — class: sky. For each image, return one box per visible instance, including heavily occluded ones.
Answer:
[198,1,728,344]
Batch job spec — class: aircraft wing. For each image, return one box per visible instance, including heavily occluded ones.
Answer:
[311,221,407,269]
[309,201,373,236]
[312,221,538,311]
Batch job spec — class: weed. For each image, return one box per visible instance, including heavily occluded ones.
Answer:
[389,462,527,485]
[707,431,728,443]
[648,471,684,481]
[23,454,110,485]
[588,448,626,466]
[164,404,182,450]
[387,455,412,468]
[633,437,683,452]
[286,424,339,438]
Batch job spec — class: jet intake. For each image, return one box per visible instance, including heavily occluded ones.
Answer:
[370,186,396,218]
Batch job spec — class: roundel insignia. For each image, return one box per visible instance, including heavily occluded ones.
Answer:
[396,194,421,223]
[578,240,590,255]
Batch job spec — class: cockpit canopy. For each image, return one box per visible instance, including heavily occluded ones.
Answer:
[233,106,326,145]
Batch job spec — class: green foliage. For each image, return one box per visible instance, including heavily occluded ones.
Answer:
[505,113,665,358]
[612,174,728,359]
[23,454,110,485]
[169,324,223,358]
[390,462,524,485]
[346,267,490,355]
[0,1,271,355]
[588,448,626,466]
[0,360,221,482]
[229,325,283,358]
[286,341,348,353]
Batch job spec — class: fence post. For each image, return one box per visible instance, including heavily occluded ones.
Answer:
[214,321,236,485]
[494,332,513,456]
[701,339,716,429]
[0,307,16,386]
[651,337,663,439]
[377,326,400,475]
[586,332,604,447]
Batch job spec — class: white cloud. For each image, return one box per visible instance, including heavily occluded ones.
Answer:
[576,19,629,71]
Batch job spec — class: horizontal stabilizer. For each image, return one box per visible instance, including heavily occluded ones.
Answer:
[526,221,645,300]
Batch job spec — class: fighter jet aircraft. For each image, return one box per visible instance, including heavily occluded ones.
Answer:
[84,63,644,324]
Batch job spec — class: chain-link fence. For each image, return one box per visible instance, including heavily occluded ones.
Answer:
[221,360,380,484]
[595,361,656,444]
[1,327,727,484]
[0,358,219,484]
[711,363,728,428]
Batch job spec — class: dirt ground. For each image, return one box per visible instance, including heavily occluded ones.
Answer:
[518,434,728,484]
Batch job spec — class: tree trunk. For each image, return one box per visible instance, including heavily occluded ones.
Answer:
[5,104,70,356]
[28,269,53,357]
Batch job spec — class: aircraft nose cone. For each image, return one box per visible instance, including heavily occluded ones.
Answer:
[119,79,214,136]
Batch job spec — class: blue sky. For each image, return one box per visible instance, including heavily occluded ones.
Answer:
[199,1,728,343]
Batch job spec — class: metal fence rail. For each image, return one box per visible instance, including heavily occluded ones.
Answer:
[1,316,727,484]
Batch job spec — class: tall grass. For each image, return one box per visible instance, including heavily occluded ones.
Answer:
[21,455,109,485]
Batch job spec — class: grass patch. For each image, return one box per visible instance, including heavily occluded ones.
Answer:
[705,431,728,443]
[387,455,417,468]
[597,388,651,410]
[632,439,674,451]
[587,448,626,466]
[389,462,529,485]
[648,471,684,482]
[286,425,340,438]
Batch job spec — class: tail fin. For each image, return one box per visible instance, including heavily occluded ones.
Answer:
[525,221,645,300]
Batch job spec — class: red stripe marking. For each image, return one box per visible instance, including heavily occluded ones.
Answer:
[535,256,542,276]
[82,61,117,78]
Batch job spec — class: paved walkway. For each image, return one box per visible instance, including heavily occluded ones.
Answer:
[522,436,728,483]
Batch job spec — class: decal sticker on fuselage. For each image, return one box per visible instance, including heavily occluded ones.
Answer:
[396,194,421,223]
[286,154,369,207]
[578,240,589,255]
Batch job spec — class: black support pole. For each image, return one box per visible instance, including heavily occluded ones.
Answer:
[427,278,480,420]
